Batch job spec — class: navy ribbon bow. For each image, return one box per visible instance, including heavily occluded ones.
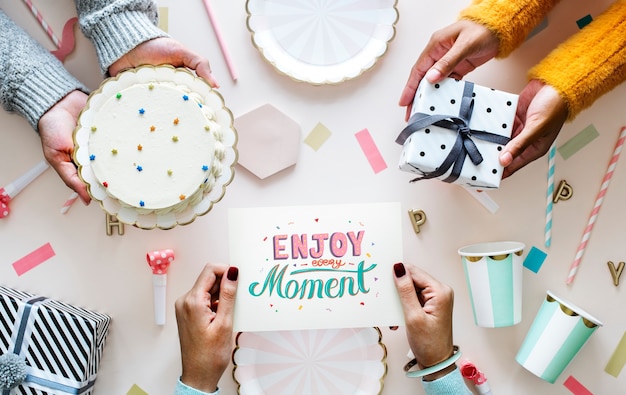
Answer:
[396,81,511,183]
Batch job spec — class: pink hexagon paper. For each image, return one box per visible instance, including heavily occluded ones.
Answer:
[234,104,301,179]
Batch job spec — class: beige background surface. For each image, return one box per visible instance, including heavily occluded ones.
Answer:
[0,0,625,394]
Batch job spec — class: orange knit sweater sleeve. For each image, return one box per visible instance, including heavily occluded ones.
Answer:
[459,0,560,57]
[529,1,626,119]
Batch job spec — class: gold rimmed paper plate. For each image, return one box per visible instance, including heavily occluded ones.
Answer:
[246,0,399,85]
[232,327,387,394]
[73,65,237,230]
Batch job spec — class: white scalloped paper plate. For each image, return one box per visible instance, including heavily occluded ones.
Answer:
[246,0,399,85]
[233,327,387,395]
[73,66,237,230]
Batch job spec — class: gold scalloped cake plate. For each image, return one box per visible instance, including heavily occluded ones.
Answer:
[246,0,398,85]
[232,327,387,395]
[73,66,237,230]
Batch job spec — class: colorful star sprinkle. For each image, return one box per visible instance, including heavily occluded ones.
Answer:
[172,136,179,142]
[139,108,145,115]
[111,149,118,155]
[148,84,154,90]
[150,125,156,132]
[173,118,179,125]
[179,194,186,200]
[139,200,145,207]
[182,95,189,101]
[136,165,143,172]
[89,154,95,161]
[116,93,122,99]
[204,125,211,131]
[167,169,173,176]
[202,165,209,171]
[137,144,143,151]
[198,103,203,108]
[102,182,108,188]
[91,126,97,132]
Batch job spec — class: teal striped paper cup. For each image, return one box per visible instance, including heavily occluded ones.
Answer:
[458,241,525,327]
[516,291,602,383]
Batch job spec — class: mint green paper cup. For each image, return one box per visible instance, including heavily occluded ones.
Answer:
[516,291,602,383]
[458,241,524,327]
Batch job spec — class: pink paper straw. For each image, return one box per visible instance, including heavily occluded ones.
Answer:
[21,0,60,47]
[567,126,626,284]
[202,0,238,81]
[60,192,79,214]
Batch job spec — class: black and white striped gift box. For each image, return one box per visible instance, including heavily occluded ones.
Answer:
[0,286,111,394]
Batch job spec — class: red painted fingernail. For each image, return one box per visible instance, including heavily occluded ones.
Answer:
[393,262,406,278]
[227,266,239,281]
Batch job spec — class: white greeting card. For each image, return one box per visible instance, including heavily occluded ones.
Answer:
[229,202,405,332]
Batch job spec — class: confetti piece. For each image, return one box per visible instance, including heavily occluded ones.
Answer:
[605,331,626,377]
[157,7,168,32]
[567,126,626,284]
[558,124,599,160]
[304,122,332,151]
[126,384,149,395]
[12,243,55,276]
[527,17,548,40]
[563,375,593,395]
[461,186,499,213]
[523,246,548,273]
[576,14,593,29]
[355,128,387,174]
[60,192,79,214]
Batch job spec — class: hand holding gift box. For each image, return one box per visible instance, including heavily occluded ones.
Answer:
[0,286,111,394]
[397,78,518,189]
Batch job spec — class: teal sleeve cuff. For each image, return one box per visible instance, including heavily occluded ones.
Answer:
[174,379,219,395]
[421,367,473,395]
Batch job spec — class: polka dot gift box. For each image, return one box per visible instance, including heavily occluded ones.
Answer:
[396,77,518,189]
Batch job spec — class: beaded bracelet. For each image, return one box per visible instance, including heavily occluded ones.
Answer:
[403,345,461,378]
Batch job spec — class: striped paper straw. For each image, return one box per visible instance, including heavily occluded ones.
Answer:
[545,143,556,247]
[567,126,626,284]
[21,0,60,47]
[60,192,79,214]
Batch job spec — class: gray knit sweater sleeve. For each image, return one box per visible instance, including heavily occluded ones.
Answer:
[76,0,168,75]
[0,10,87,131]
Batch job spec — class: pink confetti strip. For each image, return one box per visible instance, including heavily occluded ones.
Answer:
[21,0,60,47]
[567,126,626,284]
[355,128,387,174]
[60,192,79,214]
[202,0,237,81]
[563,375,593,395]
[12,242,56,276]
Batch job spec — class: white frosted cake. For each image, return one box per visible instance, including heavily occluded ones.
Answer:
[74,66,236,228]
